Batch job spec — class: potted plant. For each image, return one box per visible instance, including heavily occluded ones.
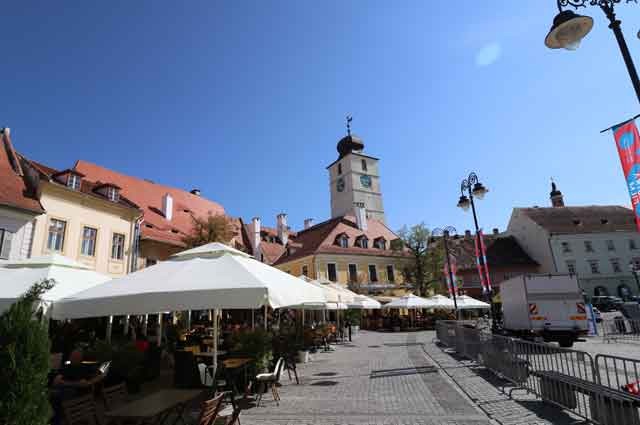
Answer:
[230,329,273,373]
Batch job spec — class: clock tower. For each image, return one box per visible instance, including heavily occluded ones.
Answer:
[327,119,386,223]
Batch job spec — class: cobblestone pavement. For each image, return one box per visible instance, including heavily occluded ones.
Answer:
[416,332,582,425]
[241,330,491,425]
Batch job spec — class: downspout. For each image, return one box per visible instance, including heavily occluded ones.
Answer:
[130,216,143,273]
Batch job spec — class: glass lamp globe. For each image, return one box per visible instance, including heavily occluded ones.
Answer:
[545,10,593,51]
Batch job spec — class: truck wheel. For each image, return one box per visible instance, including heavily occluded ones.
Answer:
[559,338,574,348]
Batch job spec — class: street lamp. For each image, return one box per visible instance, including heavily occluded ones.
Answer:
[458,172,495,327]
[629,261,640,294]
[545,0,640,105]
[432,227,459,319]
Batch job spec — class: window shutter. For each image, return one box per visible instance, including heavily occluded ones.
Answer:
[0,231,13,259]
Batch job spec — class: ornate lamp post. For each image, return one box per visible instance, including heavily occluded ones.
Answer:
[629,261,640,295]
[545,0,640,105]
[457,172,494,326]
[432,227,459,319]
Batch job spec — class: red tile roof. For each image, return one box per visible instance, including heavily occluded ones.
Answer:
[273,215,408,265]
[0,129,44,214]
[74,160,228,247]
[260,241,287,264]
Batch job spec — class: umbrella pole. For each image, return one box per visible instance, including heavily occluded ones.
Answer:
[142,314,148,336]
[157,313,162,346]
[124,315,130,337]
[251,309,255,330]
[106,316,113,343]
[264,304,267,330]
[186,310,191,330]
[213,308,219,373]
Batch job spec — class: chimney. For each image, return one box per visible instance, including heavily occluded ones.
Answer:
[277,213,288,245]
[492,228,499,235]
[251,217,261,260]
[550,179,565,208]
[464,230,471,239]
[190,189,201,196]
[304,218,314,229]
[354,202,368,231]
[162,193,173,221]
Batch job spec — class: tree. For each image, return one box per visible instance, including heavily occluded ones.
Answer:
[0,279,54,425]
[182,213,235,248]
[395,223,444,296]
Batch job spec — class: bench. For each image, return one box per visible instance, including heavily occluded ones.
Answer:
[533,370,640,425]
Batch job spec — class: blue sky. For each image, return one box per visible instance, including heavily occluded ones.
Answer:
[3,1,640,234]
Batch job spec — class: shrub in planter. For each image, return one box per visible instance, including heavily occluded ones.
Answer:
[0,280,54,425]
[230,329,273,372]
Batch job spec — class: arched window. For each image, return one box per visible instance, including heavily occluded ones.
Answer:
[618,284,632,300]
[594,286,609,297]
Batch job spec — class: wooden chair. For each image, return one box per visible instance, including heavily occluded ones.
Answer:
[220,406,241,425]
[102,382,128,411]
[196,393,225,425]
[62,394,100,425]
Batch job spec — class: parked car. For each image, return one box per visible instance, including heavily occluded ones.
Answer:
[592,307,602,323]
[591,296,624,312]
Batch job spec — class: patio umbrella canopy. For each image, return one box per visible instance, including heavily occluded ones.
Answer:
[426,294,456,309]
[52,243,325,320]
[383,293,436,309]
[0,254,111,315]
[455,295,490,310]
[348,295,381,310]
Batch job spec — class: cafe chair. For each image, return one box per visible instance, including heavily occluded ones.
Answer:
[218,406,241,425]
[255,357,284,407]
[194,392,225,425]
[62,394,100,425]
[174,350,202,388]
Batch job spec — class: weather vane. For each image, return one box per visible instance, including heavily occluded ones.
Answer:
[346,115,353,136]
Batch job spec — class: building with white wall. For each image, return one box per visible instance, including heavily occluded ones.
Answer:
[507,183,640,298]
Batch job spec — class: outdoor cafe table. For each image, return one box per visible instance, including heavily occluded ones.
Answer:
[105,388,202,425]
[222,357,253,398]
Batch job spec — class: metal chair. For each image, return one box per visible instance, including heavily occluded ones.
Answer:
[62,394,100,425]
[255,357,285,406]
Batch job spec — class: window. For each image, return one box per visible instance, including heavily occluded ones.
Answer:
[561,242,571,253]
[47,219,66,251]
[361,159,367,171]
[374,238,387,250]
[607,240,615,251]
[111,233,125,260]
[80,226,97,256]
[336,235,348,248]
[355,236,368,249]
[67,174,81,190]
[584,241,594,252]
[631,239,638,250]
[337,163,342,175]
[106,186,119,202]
[286,270,291,274]
[0,229,13,260]
[327,263,337,282]
[588,260,600,274]
[566,260,576,275]
[348,264,357,283]
[611,258,622,273]
[633,257,640,270]
[145,258,157,267]
[368,265,378,282]
[387,265,395,283]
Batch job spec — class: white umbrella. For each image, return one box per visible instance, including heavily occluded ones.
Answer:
[456,295,490,310]
[53,243,326,319]
[426,294,457,309]
[384,293,436,309]
[0,254,111,316]
[348,295,381,310]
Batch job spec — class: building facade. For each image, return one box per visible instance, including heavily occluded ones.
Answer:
[0,128,44,261]
[507,183,640,298]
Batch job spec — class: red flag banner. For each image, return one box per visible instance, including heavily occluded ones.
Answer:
[474,230,492,294]
[612,120,640,231]
[478,230,492,293]
[443,254,458,296]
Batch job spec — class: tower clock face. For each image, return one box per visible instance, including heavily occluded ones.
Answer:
[360,174,372,188]
[336,177,345,192]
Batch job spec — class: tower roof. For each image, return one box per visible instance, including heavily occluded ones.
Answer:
[337,134,364,158]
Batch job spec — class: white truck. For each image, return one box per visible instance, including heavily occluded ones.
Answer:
[499,274,588,347]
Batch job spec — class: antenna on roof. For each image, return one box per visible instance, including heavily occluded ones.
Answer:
[346,115,352,136]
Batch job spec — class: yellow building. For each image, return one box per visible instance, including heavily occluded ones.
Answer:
[28,163,142,276]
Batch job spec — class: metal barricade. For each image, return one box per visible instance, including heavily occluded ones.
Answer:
[435,320,458,348]
[596,353,640,392]
[601,318,640,344]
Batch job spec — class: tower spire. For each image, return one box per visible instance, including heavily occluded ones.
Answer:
[346,115,352,136]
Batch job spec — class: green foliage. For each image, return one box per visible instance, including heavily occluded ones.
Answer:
[343,309,361,326]
[182,213,235,248]
[0,279,55,425]
[230,329,273,372]
[396,223,443,296]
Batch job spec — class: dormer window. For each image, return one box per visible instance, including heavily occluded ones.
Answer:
[106,186,120,202]
[374,237,387,250]
[355,235,369,249]
[67,174,81,190]
[335,234,349,248]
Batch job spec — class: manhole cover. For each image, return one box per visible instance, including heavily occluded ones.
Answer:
[311,380,339,386]
[370,366,437,379]
[314,372,337,376]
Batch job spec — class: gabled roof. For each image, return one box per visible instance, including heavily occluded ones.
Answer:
[518,205,636,234]
[273,215,408,266]
[444,235,538,270]
[74,160,228,247]
[0,129,43,214]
